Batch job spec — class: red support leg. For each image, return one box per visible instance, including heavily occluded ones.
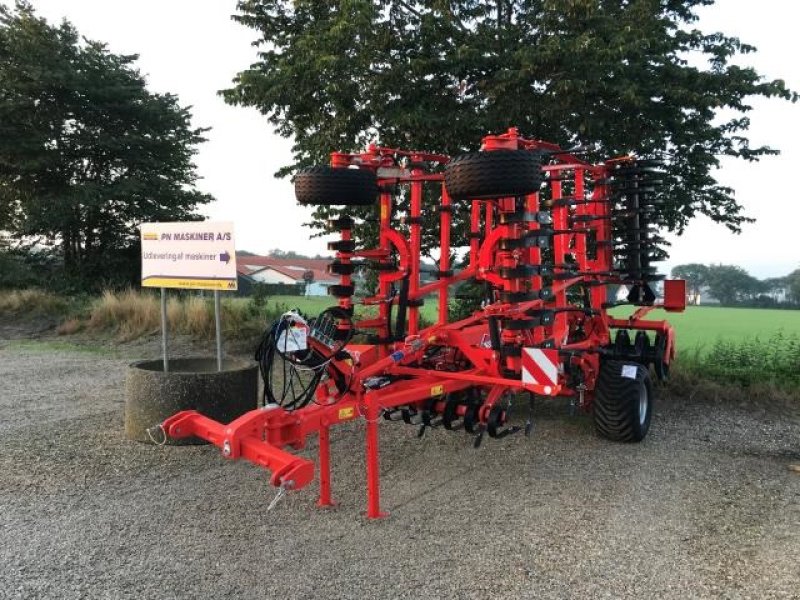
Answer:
[317,425,334,508]
[365,405,388,519]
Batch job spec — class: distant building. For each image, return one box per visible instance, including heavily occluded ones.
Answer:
[762,278,789,303]
[692,286,719,305]
[236,255,337,296]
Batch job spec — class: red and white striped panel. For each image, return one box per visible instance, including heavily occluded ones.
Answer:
[521,348,559,390]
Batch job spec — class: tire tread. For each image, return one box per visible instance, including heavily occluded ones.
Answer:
[593,360,652,442]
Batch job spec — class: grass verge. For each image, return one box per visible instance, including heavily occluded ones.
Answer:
[677,332,800,393]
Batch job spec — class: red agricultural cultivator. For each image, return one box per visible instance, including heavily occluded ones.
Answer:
[159,127,685,518]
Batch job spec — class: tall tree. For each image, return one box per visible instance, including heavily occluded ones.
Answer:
[786,268,800,304]
[671,263,709,304]
[705,264,760,305]
[223,0,796,253]
[0,2,211,285]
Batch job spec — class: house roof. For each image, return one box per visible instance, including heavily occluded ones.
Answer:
[240,256,331,271]
[236,264,264,276]
[238,255,337,284]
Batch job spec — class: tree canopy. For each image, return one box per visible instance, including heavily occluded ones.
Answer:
[223,0,796,253]
[671,263,709,303]
[786,269,800,304]
[0,2,211,287]
[704,264,761,305]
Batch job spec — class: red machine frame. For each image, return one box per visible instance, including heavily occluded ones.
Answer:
[161,128,685,518]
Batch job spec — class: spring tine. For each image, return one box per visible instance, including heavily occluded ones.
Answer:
[524,394,535,437]
[473,428,484,449]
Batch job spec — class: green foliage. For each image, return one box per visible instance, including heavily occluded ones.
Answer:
[224,0,796,257]
[684,332,800,390]
[449,278,486,322]
[786,268,800,304]
[0,246,56,288]
[671,263,798,307]
[249,282,271,309]
[705,264,762,305]
[0,3,211,289]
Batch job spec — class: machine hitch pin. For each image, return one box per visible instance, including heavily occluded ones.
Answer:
[267,480,294,512]
[571,383,587,416]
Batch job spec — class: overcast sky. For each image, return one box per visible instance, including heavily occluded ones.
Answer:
[27,0,800,279]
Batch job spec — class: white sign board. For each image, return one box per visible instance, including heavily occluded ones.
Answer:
[140,221,237,291]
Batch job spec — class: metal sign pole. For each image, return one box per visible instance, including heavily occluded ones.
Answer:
[214,290,223,371]
[160,287,169,373]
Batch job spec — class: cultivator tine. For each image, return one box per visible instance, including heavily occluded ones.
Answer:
[463,399,482,434]
[472,426,485,449]
[485,405,521,439]
[382,408,405,422]
[524,394,535,437]
[441,395,464,431]
[417,399,442,437]
[400,407,421,425]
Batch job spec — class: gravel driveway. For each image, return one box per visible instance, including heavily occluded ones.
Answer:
[0,342,798,599]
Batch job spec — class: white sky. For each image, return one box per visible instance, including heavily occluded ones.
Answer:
[27,0,800,279]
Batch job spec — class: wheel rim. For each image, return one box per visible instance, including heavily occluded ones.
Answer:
[638,384,649,426]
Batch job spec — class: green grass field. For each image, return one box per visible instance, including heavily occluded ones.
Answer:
[609,305,800,355]
[268,295,800,356]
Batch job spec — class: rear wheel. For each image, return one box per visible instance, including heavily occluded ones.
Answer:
[593,360,653,442]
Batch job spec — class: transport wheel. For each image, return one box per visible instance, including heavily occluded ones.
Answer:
[444,149,543,200]
[295,166,378,206]
[593,360,653,443]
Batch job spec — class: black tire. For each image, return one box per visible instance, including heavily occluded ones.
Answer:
[593,360,653,442]
[444,149,543,200]
[653,333,670,382]
[328,284,354,298]
[295,166,378,206]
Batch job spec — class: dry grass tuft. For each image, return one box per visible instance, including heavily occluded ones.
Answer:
[0,289,69,316]
[56,318,83,336]
[88,289,160,341]
[82,289,269,344]
[181,296,214,337]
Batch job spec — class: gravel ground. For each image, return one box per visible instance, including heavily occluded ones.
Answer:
[0,340,799,600]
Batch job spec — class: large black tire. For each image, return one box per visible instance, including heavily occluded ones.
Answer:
[444,149,544,200]
[295,166,378,206]
[593,360,653,442]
